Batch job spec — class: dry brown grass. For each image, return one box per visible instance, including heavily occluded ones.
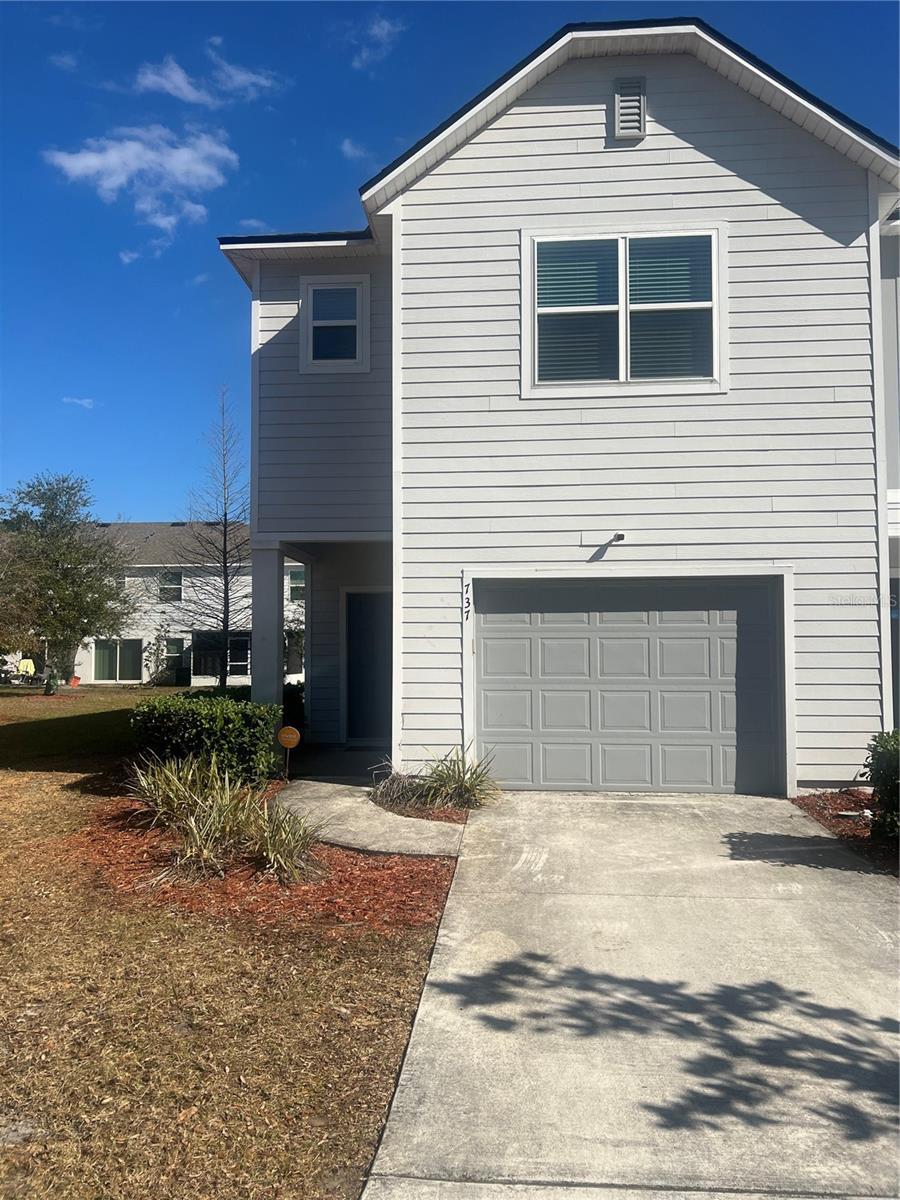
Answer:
[0,767,447,1200]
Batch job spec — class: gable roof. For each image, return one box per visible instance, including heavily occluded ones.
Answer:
[219,16,899,279]
[96,521,250,566]
[360,17,900,214]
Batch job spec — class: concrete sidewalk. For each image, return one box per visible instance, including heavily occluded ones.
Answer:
[278,779,463,856]
[364,792,899,1199]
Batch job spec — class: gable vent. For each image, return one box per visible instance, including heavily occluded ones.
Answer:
[614,78,646,139]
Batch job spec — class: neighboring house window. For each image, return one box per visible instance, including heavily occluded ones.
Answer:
[191,631,251,677]
[94,638,142,682]
[164,637,185,675]
[289,568,305,602]
[159,570,183,602]
[228,634,250,677]
[529,232,717,390]
[299,275,370,373]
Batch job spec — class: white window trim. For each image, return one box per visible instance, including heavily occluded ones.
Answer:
[299,274,371,374]
[521,223,728,400]
[288,568,305,602]
[159,569,183,602]
[94,637,143,683]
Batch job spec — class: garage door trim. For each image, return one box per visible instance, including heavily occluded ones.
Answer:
[461,564,795,796]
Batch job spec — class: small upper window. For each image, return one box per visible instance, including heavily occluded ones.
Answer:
[159,569,182,602]
[312,287,357,361]
[300,275,370,373]
[289,568,305,602]
[533,233,715,387]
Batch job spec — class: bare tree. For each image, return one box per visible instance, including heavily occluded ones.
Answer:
[175,388,251,691]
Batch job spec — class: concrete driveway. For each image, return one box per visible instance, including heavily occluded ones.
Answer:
[364,793,899,1199]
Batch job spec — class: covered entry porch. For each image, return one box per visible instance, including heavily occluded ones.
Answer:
[251,539,392,747]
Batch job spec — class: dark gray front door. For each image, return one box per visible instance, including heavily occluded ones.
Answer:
[346,591,391,743]
[475,577,782,794]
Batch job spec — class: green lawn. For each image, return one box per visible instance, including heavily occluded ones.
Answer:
[0,686,179,770]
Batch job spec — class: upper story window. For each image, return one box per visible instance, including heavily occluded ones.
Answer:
[527,231,719,396]
[299,275,370,374]
[159,569,183,602]
[288,568,305,602]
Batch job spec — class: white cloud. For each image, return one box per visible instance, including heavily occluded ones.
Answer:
[189,272,210,285]
[119,249,140,264]
[132,41,280,108]
[340,137,370,161]
[350,14,405,71]
[43,124,238,244]
[48,51,78,71]
[238,217,272,232]
[45,10,102,31]
[62,396,95,410]
[205,40,278,101]
[135,56,217,107]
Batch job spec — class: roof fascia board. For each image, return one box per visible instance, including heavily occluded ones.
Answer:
[360,30,577,207]
[691,26,899,172]
[220,238,368,252]
[361,22,899,213]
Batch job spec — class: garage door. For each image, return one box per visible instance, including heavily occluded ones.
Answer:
[475,577,782,794]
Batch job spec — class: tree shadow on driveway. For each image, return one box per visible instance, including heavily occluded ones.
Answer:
[430,954,899,1140]
[722,831,892,875]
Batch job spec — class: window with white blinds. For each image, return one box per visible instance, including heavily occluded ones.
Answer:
[533,233,716,386]
[299,274,371,374]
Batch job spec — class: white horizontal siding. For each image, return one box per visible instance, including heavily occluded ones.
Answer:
[397,52,881,784]
[256,257,391,537]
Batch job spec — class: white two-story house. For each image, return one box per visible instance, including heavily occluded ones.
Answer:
[221,19,899,795]
[72,523,305,687]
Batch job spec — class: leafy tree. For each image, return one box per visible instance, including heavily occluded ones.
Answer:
[0,473,134,678]
[0,528,42,657]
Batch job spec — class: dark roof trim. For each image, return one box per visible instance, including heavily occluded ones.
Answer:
[359,16,899,197]
[218,229,372,247]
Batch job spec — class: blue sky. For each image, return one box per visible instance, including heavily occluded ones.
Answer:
[1,1,897,521]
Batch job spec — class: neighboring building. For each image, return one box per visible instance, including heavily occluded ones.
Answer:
[221,19,899,794]
[73,523,305,686]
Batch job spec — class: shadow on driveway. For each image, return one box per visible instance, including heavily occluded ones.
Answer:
[722,830,893,875]
[431,953,899,1141]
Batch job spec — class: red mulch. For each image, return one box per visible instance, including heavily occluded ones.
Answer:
[373,801,469,825]
[792,789,898,876]
[54,796,456,936]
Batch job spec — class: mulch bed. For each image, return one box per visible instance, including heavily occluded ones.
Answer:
[370,798,469,825]
[792,788,898,876]
[0,767,452,1200]
[53,794,456,936]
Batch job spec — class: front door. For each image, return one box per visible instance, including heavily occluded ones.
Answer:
[346,591,392,743]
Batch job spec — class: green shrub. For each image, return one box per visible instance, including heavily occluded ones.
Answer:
[862,730,899,840]
[130,754,320,882]
[419,747,501,809]
[182,682,305,729]
[371,747,500,811]
[132,695,279,781]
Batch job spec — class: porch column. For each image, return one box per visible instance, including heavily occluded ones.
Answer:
[251,547,284,707]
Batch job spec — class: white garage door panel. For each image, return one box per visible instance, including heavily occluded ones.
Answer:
[475,578,782,794]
